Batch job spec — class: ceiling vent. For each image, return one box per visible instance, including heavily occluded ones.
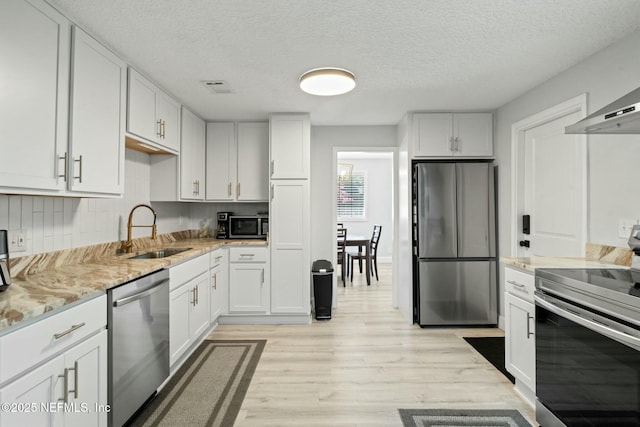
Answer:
[201,80,233,94]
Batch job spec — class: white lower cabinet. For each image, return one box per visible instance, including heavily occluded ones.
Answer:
[209,249,228,323]
[229,247,269,313]
[504,266,535,404]
[0,296,108,427]
[169,254,210,367]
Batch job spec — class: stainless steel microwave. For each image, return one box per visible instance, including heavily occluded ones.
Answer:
[228,215,268,239]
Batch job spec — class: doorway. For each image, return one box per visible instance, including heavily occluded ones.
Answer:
[511,94,587,257]
[333,149,396,304]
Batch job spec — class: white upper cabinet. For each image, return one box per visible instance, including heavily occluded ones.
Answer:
[0,0,70,194]
[269,114,310,179]
[237,122,269,201]
[206,122,268,202]
[127,68,180,153]
[68,27,126,196]
[180,107,206,200]
[206,122,236,201]
[413,112,493,157]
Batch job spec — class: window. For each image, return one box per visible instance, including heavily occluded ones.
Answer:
[337,171,366,220]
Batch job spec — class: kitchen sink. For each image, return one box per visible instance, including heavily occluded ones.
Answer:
[127,247,192,259]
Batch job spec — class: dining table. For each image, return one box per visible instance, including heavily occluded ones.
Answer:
[343,234,371,286]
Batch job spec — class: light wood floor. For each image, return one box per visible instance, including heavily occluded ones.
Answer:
[209,264,536,426]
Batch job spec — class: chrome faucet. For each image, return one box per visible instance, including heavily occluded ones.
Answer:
[120,204,157,253]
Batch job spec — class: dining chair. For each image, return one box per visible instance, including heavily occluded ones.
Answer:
[337,227,347,286]
[348,225,382,283]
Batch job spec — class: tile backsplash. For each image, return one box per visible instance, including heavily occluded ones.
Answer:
[0,149,270,257]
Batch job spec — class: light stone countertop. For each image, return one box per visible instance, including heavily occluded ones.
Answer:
[501,242,632,273]
[500,256,628,273]
[0,235,267,333]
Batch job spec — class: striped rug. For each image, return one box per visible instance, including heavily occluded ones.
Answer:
[130,339,265,427]
[399,409,534,427]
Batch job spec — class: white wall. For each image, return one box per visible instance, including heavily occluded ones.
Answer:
[337,154,393,261]
[495,28,640,258]
[0,149,191,256]
[310,126,397,264]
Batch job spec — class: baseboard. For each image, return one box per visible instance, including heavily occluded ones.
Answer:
[218,314,311,325]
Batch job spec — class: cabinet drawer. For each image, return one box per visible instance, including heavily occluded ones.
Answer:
[505,266,535,302]
[210,248,227,268]
[229,247,267,263]
[169,253,209,291]
[0,294,106,384]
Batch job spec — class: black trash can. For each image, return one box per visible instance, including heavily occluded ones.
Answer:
[312,260,333,320]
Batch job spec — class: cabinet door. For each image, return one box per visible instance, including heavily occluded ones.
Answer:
[505,293,535,391]
[189,273,210,339]
[63,330,108,427]
[454,113,493,157]
[413,113,453,157]
[0,0,70,193]
[270,181,310,314]
[210,250,228,322]
[180,107,205,200]
[68,27,126,195]
[206,122,236,201]
[229,264,267,313]
[237,122,269,201]
[127,69,158,143]
[269,114,310,179]
[156,90,181,152]
[169,285,191,366]
[0,354,64,427]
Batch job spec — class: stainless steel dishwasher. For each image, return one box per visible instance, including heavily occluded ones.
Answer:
[108,269,170,427]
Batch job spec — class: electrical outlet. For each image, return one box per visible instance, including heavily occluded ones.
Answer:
[618,220,635,239]
[8,229,26,253]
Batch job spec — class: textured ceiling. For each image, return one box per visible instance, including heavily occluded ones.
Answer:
[48,0,640,125]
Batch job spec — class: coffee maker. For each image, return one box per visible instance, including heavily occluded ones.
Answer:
[0,230,11,291]
[216,212,233,239]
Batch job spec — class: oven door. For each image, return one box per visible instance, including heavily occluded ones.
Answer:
[229,216,260,238]
[535,291,640,426]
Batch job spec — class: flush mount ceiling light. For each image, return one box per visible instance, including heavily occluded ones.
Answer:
[299,68,356,96]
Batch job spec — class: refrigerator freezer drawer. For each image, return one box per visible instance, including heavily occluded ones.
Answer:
[418,260,497,326]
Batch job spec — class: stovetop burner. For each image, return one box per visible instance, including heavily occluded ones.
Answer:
[535,266,640,326]
[541,267,639,294]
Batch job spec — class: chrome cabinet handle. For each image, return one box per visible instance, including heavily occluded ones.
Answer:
[212,273,217,289]
[454,137,460,152]
[73,155,83,183]
[161,120,166,138]
[526,314,534,338]
[507,280,526,289]
[192,287,197,306]
[58,153,68,181]
[69,361,78,399]
[228,182,232,197]
[58,361,78,403]
[270,184,274,201]
[449,136,454,152]
[157,119,163,137]
[237,182,241,198]
[239,253,255,258]
[215,255,223,261]
[261,269,264,285]
[54,322,86,339]
[271,160,274,175]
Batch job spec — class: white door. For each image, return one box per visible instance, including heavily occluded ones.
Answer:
[514,96,587,257]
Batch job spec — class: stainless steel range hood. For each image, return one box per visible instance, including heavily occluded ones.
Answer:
[565,86,640,134]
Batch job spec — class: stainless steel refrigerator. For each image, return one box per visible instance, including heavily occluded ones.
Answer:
[413,161,497,326]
